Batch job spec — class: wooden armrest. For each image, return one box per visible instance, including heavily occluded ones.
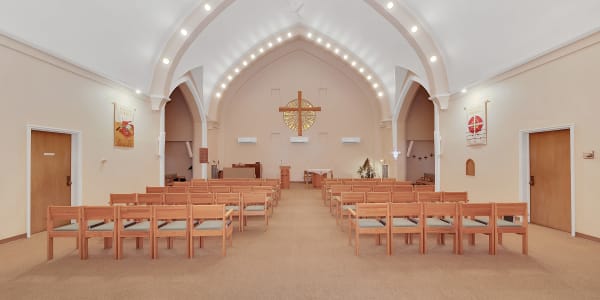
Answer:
[225,209,234,217]
[348,209,356,216]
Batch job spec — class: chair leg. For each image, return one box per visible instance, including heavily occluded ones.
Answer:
[419,232,424,254]
[355,230,360,256]
[498,233,503,245]
[458,231,463,255]
[152,237,158,259]
[189,236,194,258]
[522,233,528,255]
[136,237,143,249]
[47,237,53,260]
[386,233,391,256]
[199,236,204,248]
[222,235,226,257]
[389,232,393,255]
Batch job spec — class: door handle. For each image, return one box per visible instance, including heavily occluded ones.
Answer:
[66,176,72,186]
[529,176,534,186]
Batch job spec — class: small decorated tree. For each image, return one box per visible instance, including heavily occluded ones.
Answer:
[357,158,376,178]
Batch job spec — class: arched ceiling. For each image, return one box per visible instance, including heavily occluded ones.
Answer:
[1,0,598,111]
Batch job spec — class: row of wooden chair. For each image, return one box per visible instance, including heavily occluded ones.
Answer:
[322,183,434,205]
[347,202,528,256]
[332,191,467,225]
[171,179,280,187]
[47,204,237,260]
[110,192,273,232]
[146,185,280,205]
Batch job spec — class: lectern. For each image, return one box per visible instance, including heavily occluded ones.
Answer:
[280,166,290,189]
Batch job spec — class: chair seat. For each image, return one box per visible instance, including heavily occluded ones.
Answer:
[125,220,155,231]
[426,218,451,227]
[195,220,233,230]
[225,205,240,211]
[497,219,521,227]
[474,216,490,224]
[358,219,385,228]
[392,217,418,227]
[245,205,265,211]
[342,205,356,211]
[159,220,188,230]
[89,222,115,231]
[54,220,105,231]
[462,218,487,227]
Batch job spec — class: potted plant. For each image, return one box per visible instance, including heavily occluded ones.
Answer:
[357,158,376,178]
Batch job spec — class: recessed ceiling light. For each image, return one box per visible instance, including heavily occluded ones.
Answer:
[250,54,256,60]
[259,48,264,53]
[334,48,339,54]
[180,29,188,36]
[307,32,313,39]
[316,37,322,44]
[359,68,364,73]
[162,58,170,65]
[326,43,331,49]
[287,32,293,38]
[411,26,418,33]
[351,61,356,67]
[243,61,248,66]
[268,42,273,48]
[135,89,141,94]
[373,83,379,88]
[216,92,221,98]
[461,88,468,94]
[227,75,233,81]
[343,54,348,60]
[386,2,394,9]
[277,37,282,43]
[234,68,240,73]
[204,3,211,11]
[378,91,384,97]
[221,83,227,89]
[430,55,438,63]
[367,75,372,81]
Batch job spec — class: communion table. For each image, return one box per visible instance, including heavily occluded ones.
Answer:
[306,169,333,188]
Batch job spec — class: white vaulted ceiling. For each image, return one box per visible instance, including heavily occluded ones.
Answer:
[0,0,598,114]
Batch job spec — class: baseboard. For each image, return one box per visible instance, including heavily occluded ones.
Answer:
[0,233,27,244]
[575,232,600,243]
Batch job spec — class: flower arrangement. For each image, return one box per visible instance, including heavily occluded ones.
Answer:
[357,158,376,178]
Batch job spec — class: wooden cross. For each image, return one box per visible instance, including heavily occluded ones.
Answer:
[278,91,321,136]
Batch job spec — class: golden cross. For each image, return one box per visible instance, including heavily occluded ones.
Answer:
[278,91,321,136]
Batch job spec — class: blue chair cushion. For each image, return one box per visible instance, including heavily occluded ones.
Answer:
[426,218,451,227]
[225,205,240,211]
[54,223,79,231]
[497,219,521,227]
[342,205,356,211]
[195,220,233,230]
[89,222,115,231]
[159,220,187,230]
[125,221,151,231]
[474,216,490,224]
[358,219,385,228]
[392,217,417,227]
[462,218,486,227]
[245,205,265,211]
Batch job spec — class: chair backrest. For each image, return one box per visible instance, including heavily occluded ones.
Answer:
[154,205,188,221]
[391,191,416,203]
[137,193,164,205]
[394,181,413,185]
[380,178,396,184]
[188,186,209,193]
[340,192,366,205]
[459,203,494,225]
[372,185,393,192]
[83,206,116,222]
[252,186,273,193]
[423,202,457,218]
[242,192,268,205]
[209,186,231,193]
[117,206,152,225]
[389,202,422,219]
[214,192,241,205]
[231,186,253,193]
[47,206,81,228]
[392,185,414,192]
[414,185,435,192]
[352,185,373,192]
[495,203,528,226]
[356,203,388,218]
[417,192,442,203]
[109,193,137,206]
[190,179,208,187]
[164,193,190,205]
[167,186,188,193]
[191,204,225,220]
[443,191,468,203]
[146,186,166,193]
[171,181,190,187]
[331,185,352,194]
[189,192,215,205]
[366,192,391,203]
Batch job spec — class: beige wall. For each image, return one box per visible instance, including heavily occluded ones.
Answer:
[216,41,384,181]
[440,36,600,238]
[0,36,160,239]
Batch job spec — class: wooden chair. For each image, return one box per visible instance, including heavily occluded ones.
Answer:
[372,185,393,192]
[109,193,137,206]
[188,186,209,193]
[189,204,234,257]
[164,193,190,205]
[394,181,413,185]
[348,203,389,256]
[171,181,190,187]
[81,206,117,259]
[116,206,153,259]
[495,203,528,255]
[46,206,81,260]
[352,185,373,192]
[253,185,277,206]
[189,192,215,205]
[231,186,253,193]
[152,205,190,259]
[167,186,188,193]
[214,193,242,231]
[137,193,164,205]
[329,185,352,215]
[392,185,414,192]
[190,179,208,187]
[458,203,495,255]
[389,203,424,255]
[380,178,396,184]
[242,192,271,231]
[414,185,435,192]
[417,192,442,203]
[209,186,231,193]
[422,202,458,254]
[443,191,469,203]
[146,186,167,193]
[391,191,416,203]
[338,192,366,227]
[366,192,391,203]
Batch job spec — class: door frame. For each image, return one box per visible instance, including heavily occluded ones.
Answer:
[518,124,575,237]
[26,125,82,238]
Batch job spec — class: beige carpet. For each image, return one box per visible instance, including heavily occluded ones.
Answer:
[1,183,599,299]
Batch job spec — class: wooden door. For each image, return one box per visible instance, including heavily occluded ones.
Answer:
[31,131,72,234]
[529,129,570,232]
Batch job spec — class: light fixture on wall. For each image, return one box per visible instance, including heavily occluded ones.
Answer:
[341,137,361,143]
[237,137,257,144]
[392,150,400,160]
[290,136,309,143]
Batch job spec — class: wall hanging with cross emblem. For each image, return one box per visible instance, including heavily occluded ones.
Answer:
[278,91,322,136]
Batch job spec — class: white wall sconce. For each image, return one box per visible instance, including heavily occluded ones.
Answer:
[237,137,257,144]
[290,136,309,143]
[341,137,361,143]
